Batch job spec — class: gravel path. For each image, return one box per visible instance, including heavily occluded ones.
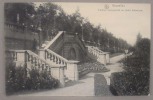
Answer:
[18,54,125,96]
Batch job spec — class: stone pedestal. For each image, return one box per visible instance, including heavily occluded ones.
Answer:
[106,53,110,63]
[65,60,79,81]
[38,49,45,59]
[98,53,106,66]
[59,67,65,87]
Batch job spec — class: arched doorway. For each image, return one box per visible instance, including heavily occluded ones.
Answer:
[68,48,76,60]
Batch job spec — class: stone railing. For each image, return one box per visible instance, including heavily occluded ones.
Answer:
[44,31,64,49]
[39,49,68,66]
[39,49,79,81]
[87,46,102,57]
[5,22,39,33]
[92,46,103,53]
[87,46,110,65]
[6,50,65,87]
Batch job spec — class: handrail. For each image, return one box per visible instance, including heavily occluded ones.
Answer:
[43,49,79,65]
[87,46,109,56]
[46,49,68,62]
[7,50,63,68]
[5,22,40,33]
[27,50,62,67]
[6,50,67,80]
[44,31,64,49]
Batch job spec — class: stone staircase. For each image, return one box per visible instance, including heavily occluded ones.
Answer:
[6,31,80,88]
[86,46,110,65]
[39,31,80,86]
[6,49,66,87]
[39,31,111,79]
[40,31,62,49]
[78,60,110,78]
[6,30,111,88]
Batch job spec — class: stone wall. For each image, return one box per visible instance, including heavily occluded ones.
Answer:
[4,22,43,50]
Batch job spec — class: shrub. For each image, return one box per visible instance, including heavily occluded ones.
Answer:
[6,62,59,95]
[110,38,150,95]
[110,71,149,95]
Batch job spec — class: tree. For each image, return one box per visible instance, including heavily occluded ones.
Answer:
[135,33,142,46]
[4,3,35,25]
[136,38,150,58]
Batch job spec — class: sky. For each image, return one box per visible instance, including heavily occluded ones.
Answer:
[35,3,151,46]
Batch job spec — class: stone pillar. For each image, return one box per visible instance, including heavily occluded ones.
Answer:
[98,53,106,66]
[65,60,79,81]
[106,53,110,63]
[59,67,65,87]
[15,52,25,67]
[38,49,45,59]
[103,54,107,66]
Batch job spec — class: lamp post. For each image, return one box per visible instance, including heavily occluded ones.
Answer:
[53,10,60,37]
[38,26,42,48]
[107,38,110,51]
[114,40,116,53]
[23,7,28,50]
[80,23,84,42]
[23,23,27,49]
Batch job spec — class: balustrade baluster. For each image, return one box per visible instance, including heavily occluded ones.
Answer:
[51,54,54,61]
[25,51,28,67]
[27,52,30,62]
[46,64,49,72]
[62,61,64,65]
[42,64,44,70]
[44,50,47,59]
[56,57,59,64]
[35,57,37,66]
[39,61,43,71]
[53,55,55,62]
[46,65,48,72]
[47,51,50,59]
[33,57,36,64]
[31,55,33,63]
[38,63,40,69]
[14,52,17,61]
[29,55,32,62]
[12,51,16,60]
[47,52,50,59]
[50,54,52,60]
[59,59,61,64]
[49,67,51,74]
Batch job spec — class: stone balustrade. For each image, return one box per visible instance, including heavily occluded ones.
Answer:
[39,49,79,81]
[44,31,64,49]
[39,49,68,66]
[87,46,110,65]
[5,22,39,33]
[6,50,65,87]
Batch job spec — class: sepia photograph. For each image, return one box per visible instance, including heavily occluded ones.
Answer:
[4,2,151,96]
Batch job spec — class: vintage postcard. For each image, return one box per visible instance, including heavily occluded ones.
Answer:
[4,2,151,96]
